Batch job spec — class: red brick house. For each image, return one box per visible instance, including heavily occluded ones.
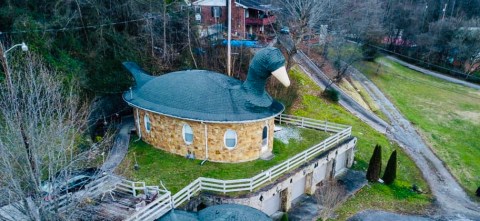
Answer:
[191,0,277,40]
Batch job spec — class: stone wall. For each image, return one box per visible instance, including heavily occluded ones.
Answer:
[135,108,275,163]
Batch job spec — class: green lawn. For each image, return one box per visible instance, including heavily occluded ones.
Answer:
[355,57,480,198]
[287,67,432,220]
[116,127,330,194]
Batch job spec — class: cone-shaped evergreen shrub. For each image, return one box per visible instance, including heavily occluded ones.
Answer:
[366,144,382,182]
[281,212,289,221]
[382,150,397,184]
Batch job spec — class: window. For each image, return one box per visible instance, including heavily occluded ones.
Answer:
[144,114,151,133]
[262,126,268,146]
[194,6,201,14]
[182,124,194,145]
[211,6,221,18]
[245,9,249,18]
[224,129,237,149]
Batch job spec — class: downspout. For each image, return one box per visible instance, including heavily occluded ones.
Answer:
[201,121,208,165]
[134,108,142,142]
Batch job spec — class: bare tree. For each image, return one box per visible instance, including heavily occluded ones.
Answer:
[277,0,334,48]
[314,180,347,221]
[0,52,105,220]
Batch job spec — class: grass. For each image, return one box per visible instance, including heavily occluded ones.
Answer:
[116,127,330,194]
[354,57,480,198]
[287,67,432,220]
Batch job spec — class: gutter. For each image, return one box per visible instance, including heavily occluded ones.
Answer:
[201,121,208,165]
[134,108,142,142]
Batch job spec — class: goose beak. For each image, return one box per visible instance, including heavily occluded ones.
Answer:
[272,66,290,87]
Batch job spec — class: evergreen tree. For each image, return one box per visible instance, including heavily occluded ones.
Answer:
[382,150,397,184]
[281,212,289,221]
[366,144,382,182]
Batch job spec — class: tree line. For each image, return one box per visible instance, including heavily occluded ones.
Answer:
[276,0,480,81]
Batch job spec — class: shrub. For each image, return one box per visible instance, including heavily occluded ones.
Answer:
[366,144,382,182]
[382,150,397,184]
[361,44,377,61]
[323,88,340,102]
[280,212,289,221]
[476,186,480,197]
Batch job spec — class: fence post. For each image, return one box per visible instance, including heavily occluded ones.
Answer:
[279,114,282,124]
[301,117,304,127]
[324,121,328,132]
[132,182,136,197]
[250,179,253,192]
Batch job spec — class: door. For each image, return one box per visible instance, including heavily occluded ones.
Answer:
[261,126,268,153]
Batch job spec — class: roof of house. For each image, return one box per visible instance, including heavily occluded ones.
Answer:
[122,47,286,123]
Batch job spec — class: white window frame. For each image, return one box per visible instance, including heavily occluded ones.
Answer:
[224,129,238,150]
[144,114,151,133]
[182,124,194,145]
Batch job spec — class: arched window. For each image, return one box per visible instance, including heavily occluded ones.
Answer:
[144,114,151,133]
[182,124,193,145]
[262,126,268,146]
[224,129,237,149]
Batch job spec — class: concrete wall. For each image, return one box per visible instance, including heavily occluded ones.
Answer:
[185,137,357,215]
[135,108,275,163]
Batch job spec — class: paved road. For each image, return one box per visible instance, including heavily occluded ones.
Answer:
[101,116,134,173]
[386,56,480,90]
[294,51,389,134]
[348,210,435,221]
[293,50,480,220]
[346,64,480,220]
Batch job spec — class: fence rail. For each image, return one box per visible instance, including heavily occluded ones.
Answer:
[127,114,352,221]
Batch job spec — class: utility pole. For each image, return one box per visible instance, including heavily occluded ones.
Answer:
[227,0,232,76]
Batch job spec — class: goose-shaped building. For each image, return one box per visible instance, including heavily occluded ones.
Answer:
[123,47,290,163]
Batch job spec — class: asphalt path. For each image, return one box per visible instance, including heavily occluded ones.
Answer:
[294,51,389,134]
[101,116,134,173]
[386,56,480,90]
[293,49,480,220]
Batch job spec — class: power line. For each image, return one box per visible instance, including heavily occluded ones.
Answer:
[0,15,162,35]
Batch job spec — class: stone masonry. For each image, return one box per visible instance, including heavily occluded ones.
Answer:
[136,108,275,163]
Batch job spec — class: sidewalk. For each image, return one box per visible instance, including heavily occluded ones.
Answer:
[101,116,134,173]
[386,56,480,90]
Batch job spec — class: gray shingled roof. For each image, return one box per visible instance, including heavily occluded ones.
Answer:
[122,47,286,122]
[236,0,279,11]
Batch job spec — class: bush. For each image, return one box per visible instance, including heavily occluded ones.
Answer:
[323,88,340,102]
[280,212,289,221]
[366,144,382,182]
[382,150,397,184]
[361,44,377,61]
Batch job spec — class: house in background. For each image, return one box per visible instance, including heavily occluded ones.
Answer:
[191,0,277,41]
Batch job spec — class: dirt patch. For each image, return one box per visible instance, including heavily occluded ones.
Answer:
[454,110,480,124]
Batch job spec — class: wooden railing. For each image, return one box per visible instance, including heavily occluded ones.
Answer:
[126,114,352,221]
[245,16,276,25]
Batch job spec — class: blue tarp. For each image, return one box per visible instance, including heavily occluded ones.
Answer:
[221,40,260,48]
